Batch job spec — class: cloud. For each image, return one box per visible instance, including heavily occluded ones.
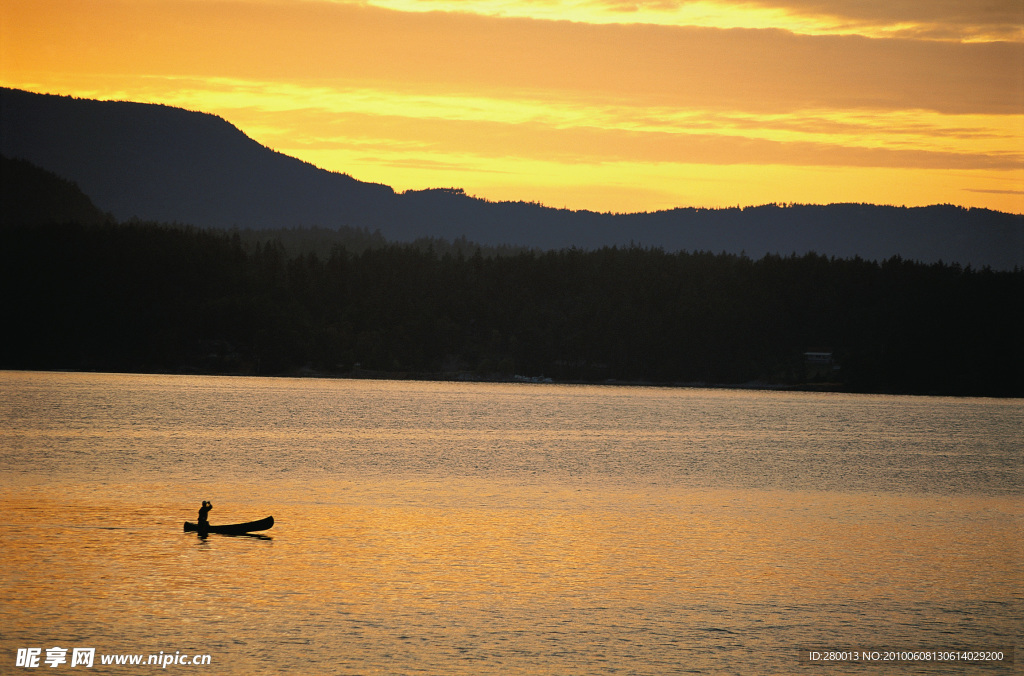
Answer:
[241,106,1022,171]
[963,188,1024,196]
[332,0,1023,41]
[3,1,1021,115]
[743,0,1024,40]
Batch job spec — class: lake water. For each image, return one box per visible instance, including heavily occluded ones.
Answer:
[1,371,1021,674]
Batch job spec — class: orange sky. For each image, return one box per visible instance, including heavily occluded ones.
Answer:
[1,0,1022,213]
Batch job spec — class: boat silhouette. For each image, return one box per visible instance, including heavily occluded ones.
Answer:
[183,516,274,535]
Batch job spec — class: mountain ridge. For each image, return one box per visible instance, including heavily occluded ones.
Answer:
[2,87,1021,268]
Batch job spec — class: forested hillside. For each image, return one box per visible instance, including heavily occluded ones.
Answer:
[3,220,1021,396]
[0,155,110,226]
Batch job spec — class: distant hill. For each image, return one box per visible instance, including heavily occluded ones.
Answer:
[2,87,1021,268]
[0,87,395,232]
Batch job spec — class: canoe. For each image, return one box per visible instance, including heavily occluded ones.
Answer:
[183,516,274,534]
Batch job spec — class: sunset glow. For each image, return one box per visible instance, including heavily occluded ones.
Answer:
[2,0,1022,213]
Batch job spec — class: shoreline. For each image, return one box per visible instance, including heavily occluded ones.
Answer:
[8,367,1017,399]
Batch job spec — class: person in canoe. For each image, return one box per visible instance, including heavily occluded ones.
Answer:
[198,501,212,529]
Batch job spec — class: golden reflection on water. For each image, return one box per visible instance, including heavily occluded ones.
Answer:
[3,479,1021,674]
[2,373,1022,674]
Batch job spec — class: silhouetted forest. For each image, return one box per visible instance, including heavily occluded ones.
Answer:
[3,219,1021,396]
[0,155,111,226]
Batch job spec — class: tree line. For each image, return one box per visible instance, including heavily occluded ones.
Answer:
[2,220,1021,396]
